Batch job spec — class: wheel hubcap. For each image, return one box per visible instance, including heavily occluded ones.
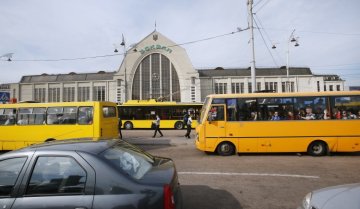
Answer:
[313,145,322,154]
[221,144,230,153]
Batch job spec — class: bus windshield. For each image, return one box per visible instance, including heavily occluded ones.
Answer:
[199,97,210,124]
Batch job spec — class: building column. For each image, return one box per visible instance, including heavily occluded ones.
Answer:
[244,77,249,93]
[89,82,94,101]
[227,78,232,94]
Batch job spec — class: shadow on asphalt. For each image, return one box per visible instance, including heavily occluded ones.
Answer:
[235,152,360,157]
[202,151,360,157]
[123,138,174,152]
[181,185,242,209]
[139,144,172,151]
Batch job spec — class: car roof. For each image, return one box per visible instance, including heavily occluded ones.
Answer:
[12,138,119,155]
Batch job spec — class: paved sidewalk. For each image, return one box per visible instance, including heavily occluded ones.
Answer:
[121,129,195,146]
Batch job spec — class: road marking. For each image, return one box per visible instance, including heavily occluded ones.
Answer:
[178,171,319,179]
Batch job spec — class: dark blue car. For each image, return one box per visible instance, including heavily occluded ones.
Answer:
[0,139,182,209]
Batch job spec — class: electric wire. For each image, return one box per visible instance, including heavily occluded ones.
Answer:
[254,0,270,13]
[258,28,360,36]
[0,29,248,63]
[253,17,279,67]
[253,0,266,8]
[254,14,284,65]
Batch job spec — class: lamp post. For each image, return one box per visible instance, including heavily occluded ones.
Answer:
[120,34,127,102]
[286,29,299,92]
[273,30,299,92]
[247,0,257,93]
[114,36,138,103]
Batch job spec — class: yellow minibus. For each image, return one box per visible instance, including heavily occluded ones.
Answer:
[195,91,360,156]
[118,99,202,129]
[0,101,118,150]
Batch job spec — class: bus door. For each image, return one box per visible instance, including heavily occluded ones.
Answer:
[100,105,119,138]
[205,105,226,149]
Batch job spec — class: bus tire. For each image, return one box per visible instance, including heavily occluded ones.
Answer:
[174,121,184,130]
[217,142,235,156]
[45,138,56,142]
[124,121,133,130]
[307,141,327,156]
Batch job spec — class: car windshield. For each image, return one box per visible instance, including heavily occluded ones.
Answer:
[100,141,154,180]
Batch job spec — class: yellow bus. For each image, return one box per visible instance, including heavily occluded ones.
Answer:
[0,101,119,150]
[195,91,360,156]
[118,99,203,129]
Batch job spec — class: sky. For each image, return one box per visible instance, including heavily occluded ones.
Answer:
[1,0,360,87]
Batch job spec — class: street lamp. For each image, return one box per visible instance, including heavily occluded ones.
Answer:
[0,53,13,61]
[113,35,138,102]
[286,29,299,92]
[120,34,128,102]
[273,30,299,92]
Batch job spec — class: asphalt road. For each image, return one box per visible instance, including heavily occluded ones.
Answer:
[123,129,360,209]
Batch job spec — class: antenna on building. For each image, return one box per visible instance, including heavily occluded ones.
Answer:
[154,20,157,31]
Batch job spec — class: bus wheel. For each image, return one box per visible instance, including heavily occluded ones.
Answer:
[217,142,235,156]
[45,138,56,142]
[124,122,133,130]
[174,121,184,130]
[307,141,327,156]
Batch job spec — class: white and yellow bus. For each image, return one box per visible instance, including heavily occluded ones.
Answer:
[0,101,119,150]
[118,100,203,129]
[195,91,360,156]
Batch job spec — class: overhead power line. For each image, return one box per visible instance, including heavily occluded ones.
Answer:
[310,63,360,68]
[0,28,248,63]
[259,28,360,36]
[254,0,270,13]
[253,17,279,67]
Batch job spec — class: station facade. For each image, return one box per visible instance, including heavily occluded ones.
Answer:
[2,31,345,103]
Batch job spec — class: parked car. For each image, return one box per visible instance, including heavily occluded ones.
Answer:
[299,183,360,209]
[0,138,182,209]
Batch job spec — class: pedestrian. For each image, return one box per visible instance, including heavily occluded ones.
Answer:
[183,113,189,128]
[153,115,163,138]
[118,118,123,139]
[184,114,192,139]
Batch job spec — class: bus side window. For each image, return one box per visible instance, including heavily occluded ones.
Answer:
[32,108,46,125]
[102,106,116,118]
[0,109,16,125]
[17,108,32,125]
[61,107,77,124]
[208,106,224,121]
[78,107,93,125]
[47,107,63,125]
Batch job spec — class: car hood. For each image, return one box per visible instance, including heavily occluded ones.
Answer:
[311,183,360,209]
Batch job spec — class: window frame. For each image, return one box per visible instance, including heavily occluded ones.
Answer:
[23,153,95,197]
[0,157,28,197]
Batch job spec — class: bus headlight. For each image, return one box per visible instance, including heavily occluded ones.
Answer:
[196,133,199,141]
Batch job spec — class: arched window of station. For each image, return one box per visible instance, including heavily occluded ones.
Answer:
[132,53,180,101]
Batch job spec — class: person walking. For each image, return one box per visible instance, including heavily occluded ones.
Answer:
[118,118,123,139]
[153,115,163,138]
[184,114,192,139]
[183,113,189,128]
